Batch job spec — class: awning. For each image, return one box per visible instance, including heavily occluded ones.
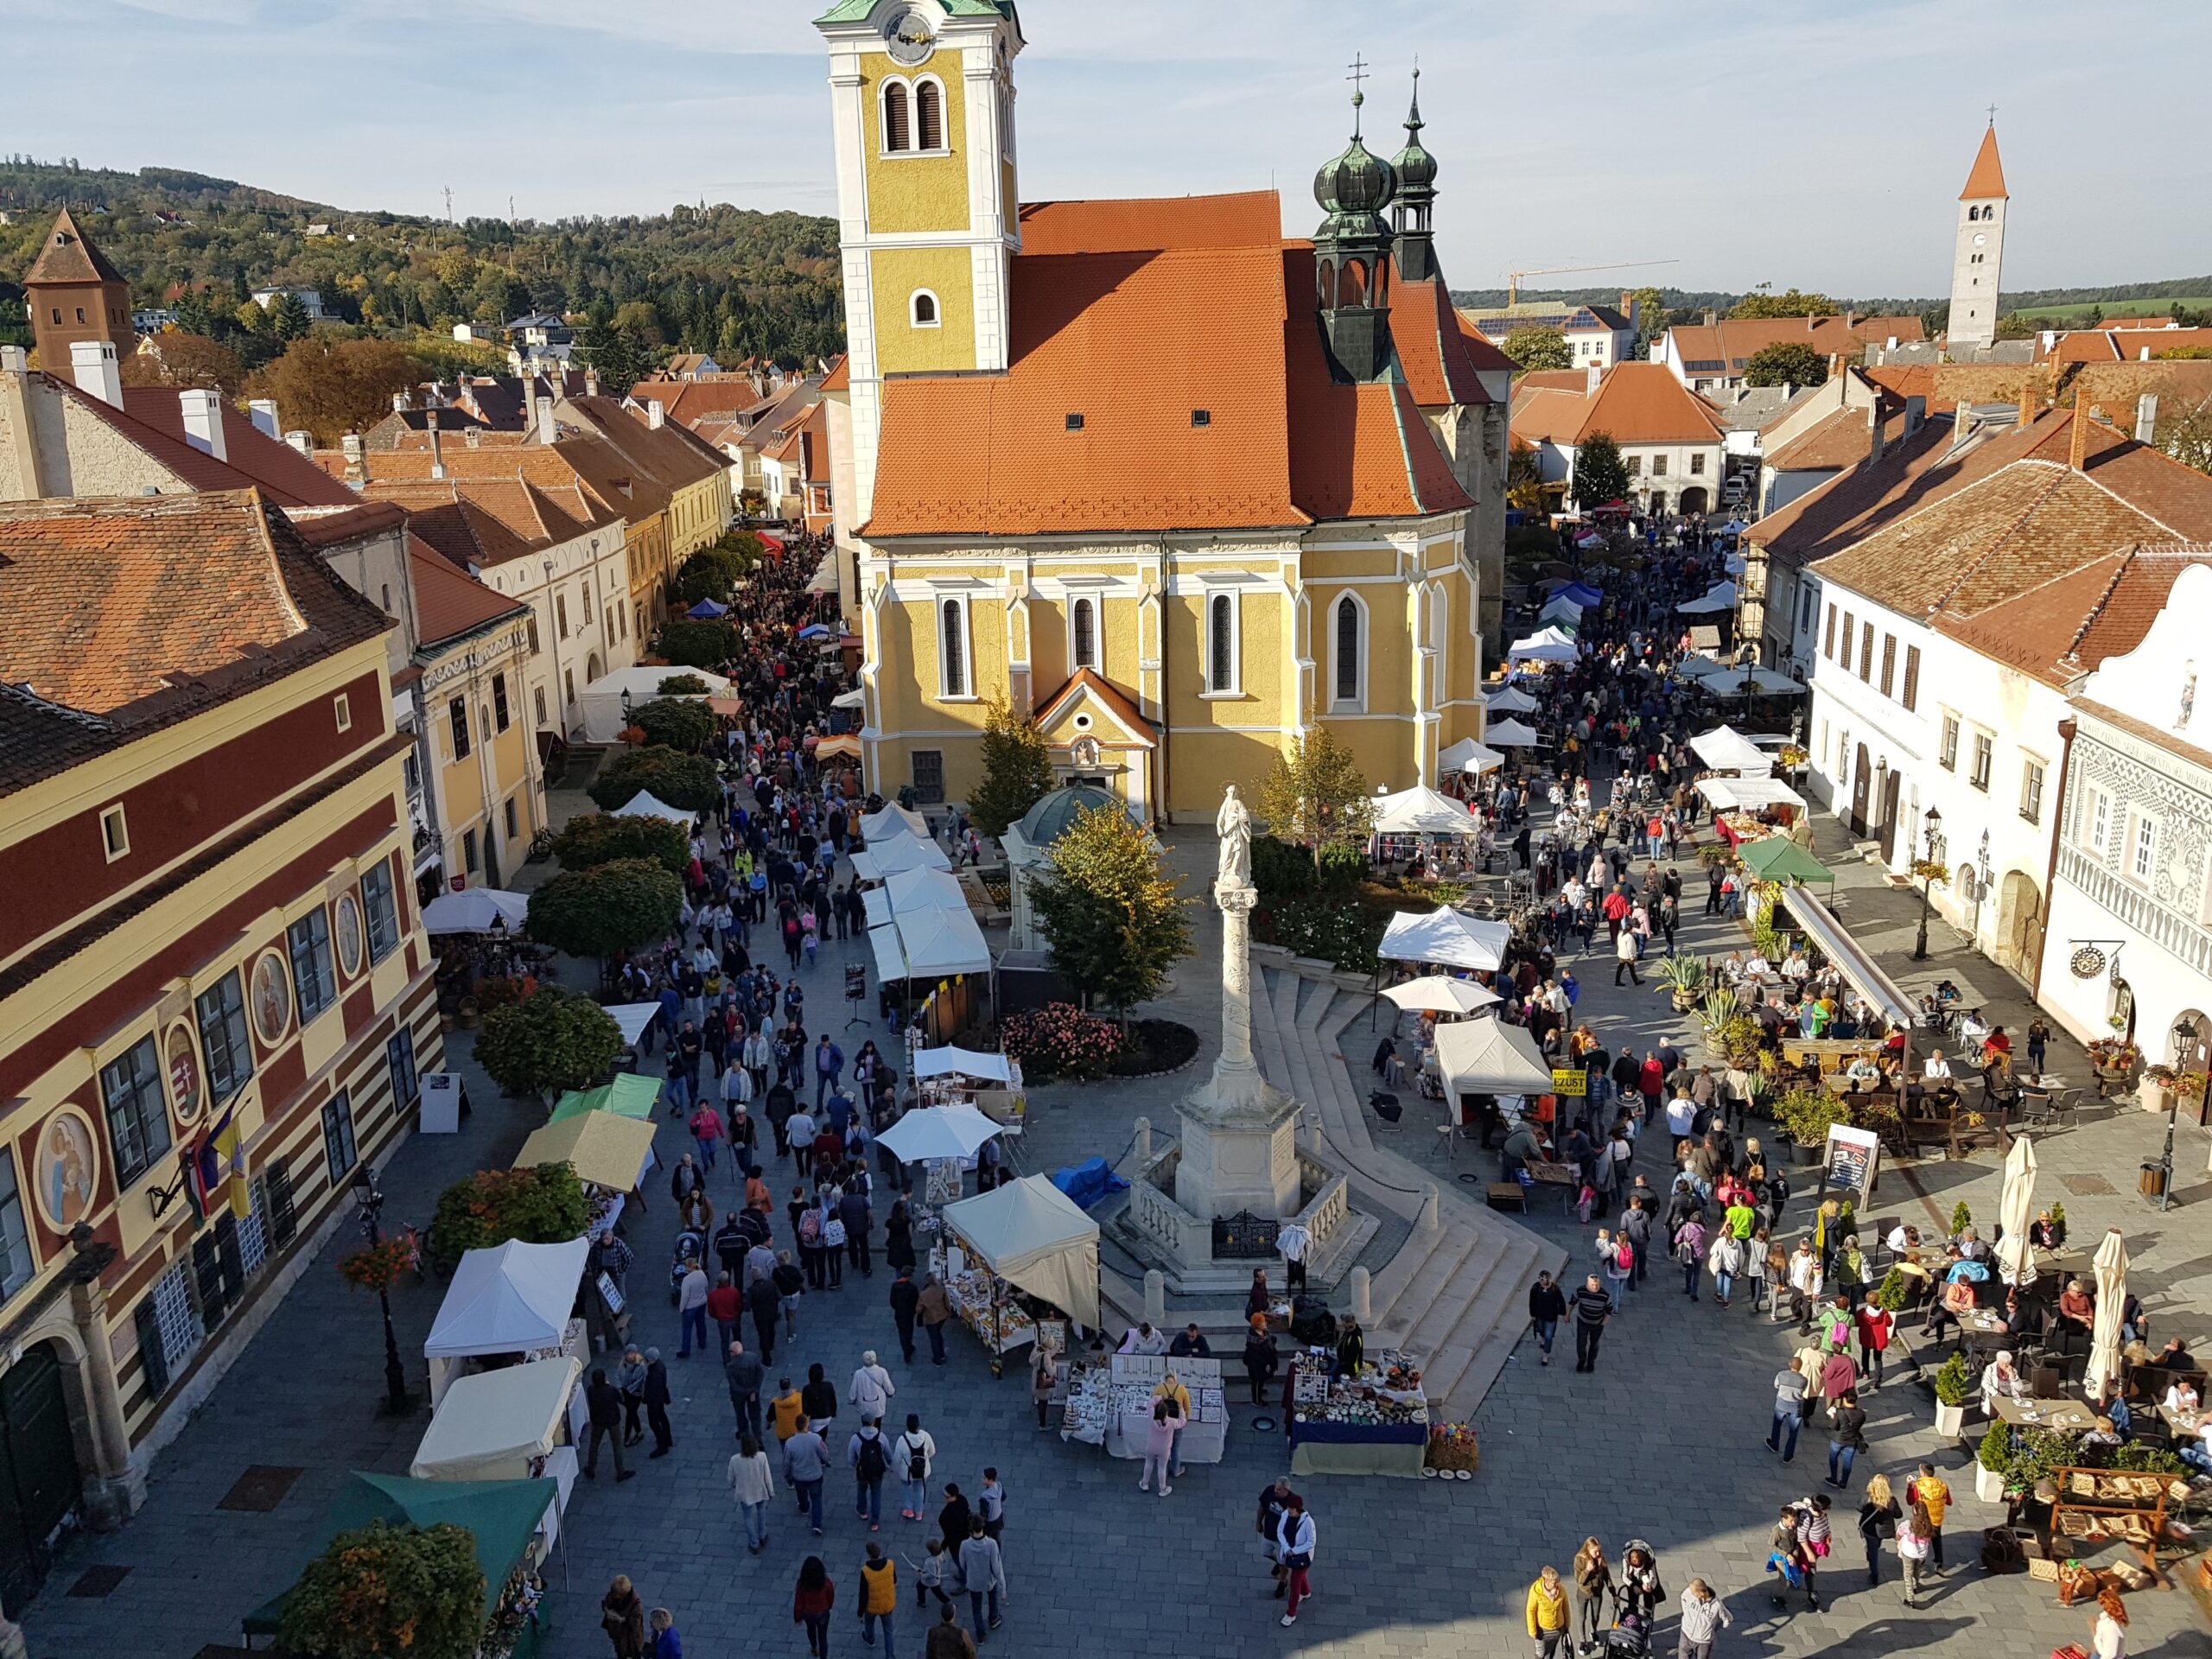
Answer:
[1372,785,1481,836]
[1382,976,1501,1014]
[1676,580,1738,614]
[548,1071,661,1123]
[1780,887,1918,1031]
[852,836,953,879]
[833,688,868,710]
[601,1002,663,1048]
[1378,906,1510,971]
[410,1357,580,1482]
[1433,1018,1553,1096]
[1438,738,1505,775]
[1484,718,1545,747]
[610,791,692,823]
[1690,725,1773,772]
[807,549,837,594]
[1736,837,1834,886]
[686,598,729,619]
[425,1237,590,1361]
[861,868,970,930]
[513,1109,657,1191]
[912,1046,1014,1084]
[815,734,862,760]
[420,887,529,935]
[861,804,930,841]
[1700,667,1806,697]
[1484,686,1540,715]
[1696,775,1805,811]
[941,1175,1099,1328]
[1675,653,1728,679]
[1507,626,1578,663]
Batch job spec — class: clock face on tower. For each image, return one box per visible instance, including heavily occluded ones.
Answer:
[1973,233,1988,247]
[886,8,935,64]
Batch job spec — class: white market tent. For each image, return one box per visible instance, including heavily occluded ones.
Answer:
[420,887,530,936]
[912,1046,1014,1084]
[1378,906,1510,971]
[603,1002,663,1047]
[1438,738,1506,775]
[1372,785,1481,837]
[851,836,953,880]
[1676,580,1739,615]
[861,804,931,842]
[1507,626,1578,664]
[1433,1018,1554,1096]
[1696,775,1808,812]
[1484,686,1541,715]
[1674,653,1728,680]
[870,902,992,982]
[575,665,734,744]
[832,688,868,710]
[609,791,693,823]
[941,1175,1099,1329]
[862,867,971,930]
[1484,718,1545,747]
[1538,597,1584,629]
[1700,667,1807,697]
[1690,724,1774,773]
[424,1237,590,1406]
[410,1357,580,1482]
[878,1102,1005,1163]
[1382,975,1501,1014]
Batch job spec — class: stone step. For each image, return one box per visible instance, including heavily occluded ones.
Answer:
[1395,1230,1517,1360]
[1426,1246,1549,1422]
[1373,1223,1481,1338]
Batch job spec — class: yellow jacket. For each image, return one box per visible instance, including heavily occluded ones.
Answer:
[1526,1580,1569,1636]
[861,1558,897,1615]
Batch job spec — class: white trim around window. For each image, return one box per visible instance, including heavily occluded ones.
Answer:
[937,592,976,702]
[910,289,942,328]
[1201,587,1242,698]
[1067,593,1100,673]
[1328,589,1368,712]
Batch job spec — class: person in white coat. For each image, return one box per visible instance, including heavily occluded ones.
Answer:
[1276,1497,1317,1625]
[728,1433,778,1554]
[892,1411,936,1520]
[851,1350,896,1421]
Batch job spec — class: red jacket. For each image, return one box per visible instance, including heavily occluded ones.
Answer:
[1854,1306,1892,1352]
[794,1577,836,1619]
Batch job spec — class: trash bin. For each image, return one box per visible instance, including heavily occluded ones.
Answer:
[2139,1160,2168,1198]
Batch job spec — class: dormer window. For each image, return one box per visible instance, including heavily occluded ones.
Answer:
[1191,409,1211,428]
[1065,413,1084,432]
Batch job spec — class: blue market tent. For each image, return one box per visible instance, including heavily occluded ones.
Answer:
[687,597,730,618]
[1559,582,1604,607]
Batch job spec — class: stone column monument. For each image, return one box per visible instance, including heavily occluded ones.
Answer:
[1172,785,1303,1222]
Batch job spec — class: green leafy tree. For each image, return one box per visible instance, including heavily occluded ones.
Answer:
[588,745,722,813]
[1026,804,1193,1020]
[2158,396,2212,475]
[968,696,1056,838]
[629,696,716,752]
[654,618,740,667]
[1993,311,2037,341]
[427,1163,592,1271]
[474,988,628,1101]
[658,673,711,696]
[550,812,689,874]
[277,1519,484,1659]
[246,337,427,444]
[1742,341,1828,389]
[525,859,683,960]
[1256,728,1374,857]
[1630,285,1670,354]
[1506,442,1548,512]
[671,543,752,606]
[1501,327,1572,372]
[268,289,312,340]
[575,318,657,396]
[1728,288,1840,321]
[1571,430,1630,507]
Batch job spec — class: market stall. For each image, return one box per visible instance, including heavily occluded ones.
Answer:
[852,836,953,880]
[425,1237,590,1407]
[411,1357,582,1518]
[609,791,692,823]
[1371,786,1482,838]
[575,664,733,744]
[1287,1348,1430,1478]
[600,1003,665,1052]
[242,1471,559,1657]
[421,887,531,937]
[1437,737,1506,775]
[1432,1017,1552,1099]
[911,1045,1025,1128]
[546,1074,660,1124]
[1377,906,1510,972]
[1690,724,1775,774]
[935,1175,1099,1374]
[1058,1353,1229,1465]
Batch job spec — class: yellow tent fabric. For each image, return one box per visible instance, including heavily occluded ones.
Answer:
[514,1110,656,1191]
[410,1357,580,1481]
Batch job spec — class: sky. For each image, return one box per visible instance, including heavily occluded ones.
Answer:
[6,0,2206,301]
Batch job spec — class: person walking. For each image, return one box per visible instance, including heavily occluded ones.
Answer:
[1571,1274,1614,1373]
[1242,1320,1281,1404]
[1613,925,1643,987]
[725,1341,766,1443]
[859,1542,898,1656]
[1138,1394,1183,1496]
[600,1575,646,1658]
[957,1517,1005,1643]
[1675,1580,1731,1659]
[1767,1357,1808,1461]
[849,1415,890,1530]
[1275,1494,1317,1627]
[1856,1471,1900,1586]
[917,1276,952,1366]
[803,1361,840,1439]
[1826,1389,1868,1491]
[646,1608,682,1659]
[677,1259,711,1358]
[643,1348,673,1459]
[1524,1564,1570,1658]
[582,1369,635,1483]
[1854,1299,1894,1390]
[1905,1464,1949,1571]
[730,1433,777,1554]
[2088,1585,2129,1659]
[976,1469,1007,1542]
[787,1418,832,1536]
[889,1268,921,1363]
[1672,1213,1707,1300]
[1529,1271,1567,1367]
[852,1350,896,1426]
[925,1603,976,1659]
[1257,1477,1300,1598]
[1570,1538,1611,1655]
[793,1557,836,1659]
[747,1268,781,1367]
[893,1413,936,1521]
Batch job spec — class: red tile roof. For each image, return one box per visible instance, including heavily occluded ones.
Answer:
[407,532,529,648]
[1015,191,1281,255]
[1960,125,2009,200]
[1576,362,1726,444]
[622,377,777,427]
[118,388,359,509]
[1931,545,2212,688]
[1766,405,1906,474]
[1667,314,1923,372]
[1391,270,1495,408]
[819,355,849,392]
[1032,667,1155,746]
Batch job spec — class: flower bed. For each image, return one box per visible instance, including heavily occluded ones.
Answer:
[999,1003,1123,1082]
[1106,1019,1200,1078]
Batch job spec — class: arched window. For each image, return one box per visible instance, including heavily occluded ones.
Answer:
[915,78,944,150]
[1072,596,1096,670]
[941,599,968,698]
[911,290,939,327]
[882,81,912,153]
[1208,593,1235,694]
[1333,594,1362,706]
[1342,259,1368,307]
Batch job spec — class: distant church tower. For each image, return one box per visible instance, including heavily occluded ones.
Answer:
[1947,122,2008,353]
[816,0,1024,524]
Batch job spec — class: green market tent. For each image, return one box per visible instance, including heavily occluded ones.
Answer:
[243,1471,556,1637]
[547,1071,661,1123]
[1737,837,1836,887]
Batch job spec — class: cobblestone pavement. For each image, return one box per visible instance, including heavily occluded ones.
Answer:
[22,791,2212,1659]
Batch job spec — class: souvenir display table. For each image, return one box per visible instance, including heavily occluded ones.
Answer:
[1287,1349,1430,1478]
[935,1237,1039,1357]
[1055,1355,1228,1465]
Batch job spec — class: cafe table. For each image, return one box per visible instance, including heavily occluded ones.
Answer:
[2157,1402,2208,1440]
[1993,1395,2097,1433]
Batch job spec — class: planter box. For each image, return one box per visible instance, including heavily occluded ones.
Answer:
[1934,1401,1965,1438]
[1789,1140,1821,1167]
[1974,1463,2007,1503]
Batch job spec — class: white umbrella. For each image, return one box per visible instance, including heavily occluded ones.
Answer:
[1381,976,1501,1015]
[1675,653,1728,679]
[1438,737,1505,775]
[2086,1227,2130,1401]
[419,887,531,936]
[832,688,867,709]
[1994,1134,2039,1285]
[878,1102,1004,1164]
[1484,718,1544,747]
[1372,785,1482,837]
[1485,686,1541,715]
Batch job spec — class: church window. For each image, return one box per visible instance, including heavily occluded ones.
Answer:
[915,78,944,150]
[911,290,940,327]
[1072,597,1096,670]
[1341,260,1368,307]
[939,597,970,699]
[1332,594,1365,709]
[882,81,912,153]
[1206,592,1238,696]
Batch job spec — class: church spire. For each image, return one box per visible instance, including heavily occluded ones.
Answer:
[1312,71,1399,383]
[1390,67,1440,283]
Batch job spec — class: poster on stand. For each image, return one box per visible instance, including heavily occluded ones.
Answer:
[925,1160,963,1204]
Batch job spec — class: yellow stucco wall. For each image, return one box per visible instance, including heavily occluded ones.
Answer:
[860,52,969,235]
[870,245,978,374]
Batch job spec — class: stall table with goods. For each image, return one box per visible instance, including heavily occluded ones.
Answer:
[934,1175,1100,1375]
[2048,1465,2190,1580]
[1057,1354,1228,1464]
[1287,1349,1430,1478]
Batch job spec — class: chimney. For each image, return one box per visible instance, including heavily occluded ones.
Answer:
[1905,394,1926,436]
[1584,364,1602,396]
[179,387,227,459]
[464,423,481,448]
[0,346,26,373]
[1620,289,1635,324]
[1866,403,1885,470]
[536,394,556,445]
[284,429,313,455]
[341,431,365,485]
[2135,393,2159,444]
[392,390,410,413]
[2069,385,2090,472]
[248,397,281,441]
[69,340,124,408]
[426,409,448,479]
[584,366,601,398]
[646,398,666,429]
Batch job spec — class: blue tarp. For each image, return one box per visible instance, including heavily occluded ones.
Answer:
[1051,1158,1128,1210]
[1559,582,1604,607]
[797,623,833,640]
[687,598,730,618]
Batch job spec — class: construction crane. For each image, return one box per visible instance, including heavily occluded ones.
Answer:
[1502,258,1680,307]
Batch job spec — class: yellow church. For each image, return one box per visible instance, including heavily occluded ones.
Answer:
[815,0,1507,823]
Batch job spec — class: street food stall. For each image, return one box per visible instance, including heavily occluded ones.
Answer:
[411,1357,582,1485]
[935,1176,1099,1375]
[424,1238,591,1408]
[912,1044,1025,1126]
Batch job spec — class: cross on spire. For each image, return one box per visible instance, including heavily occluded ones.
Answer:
[1346,53,1369,134]
[1986,102,1998,124]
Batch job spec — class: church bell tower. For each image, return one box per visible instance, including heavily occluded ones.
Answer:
[1947,120,2008,353]
[1311,81,1398,384]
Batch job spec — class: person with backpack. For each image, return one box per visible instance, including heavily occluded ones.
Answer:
[893,1413,936,1520]
[849,1415,890,1530]
[1672,1213,1708,1300]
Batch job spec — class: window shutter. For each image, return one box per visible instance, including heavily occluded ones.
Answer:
[134,1294,170,1398]
[916,80,943,150]
[884,84,910,152]
[1902,645,1920,711]
[1824,604,1837,659]
[192,1230,230,1328]
[1840,613,1853,672]
[1860,622,1875,682]
[1879,635,1896,697]
[266,1158,296,1249]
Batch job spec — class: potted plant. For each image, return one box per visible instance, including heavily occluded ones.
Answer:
[1975,1421,2012,1503]
[1872,1266,1909,1314]
[1654,955,1706,1012]
[1932,1352,1972,1438]
[1949,1200,1973,1239]
[2046,1202,2067,1246]
[1774,1086,1847,1165]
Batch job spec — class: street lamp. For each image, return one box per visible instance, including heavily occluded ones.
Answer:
[353,1166,414,1415]
[2159,1013,2200,1213]
[1911,804,1944,962]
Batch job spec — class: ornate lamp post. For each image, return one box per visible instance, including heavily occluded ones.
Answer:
[1911,805,1945,962]
[352,1166,414,1415]
[2159,1013,2200,1214]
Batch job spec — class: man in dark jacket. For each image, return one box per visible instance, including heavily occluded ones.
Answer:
[838,1185,874,1276]
[747,1271,781,1365]
[582,1369,634,1481]
[643,1348,674,1458]
[1527,1271,1567,1366]
[889,1268,922,1363]
[725,1340,766,1442]
[1168,1323,1211,1358]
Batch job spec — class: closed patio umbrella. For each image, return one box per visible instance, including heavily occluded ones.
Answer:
[1993,1134,2039,1286]
[2086,1227,2130,1401]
